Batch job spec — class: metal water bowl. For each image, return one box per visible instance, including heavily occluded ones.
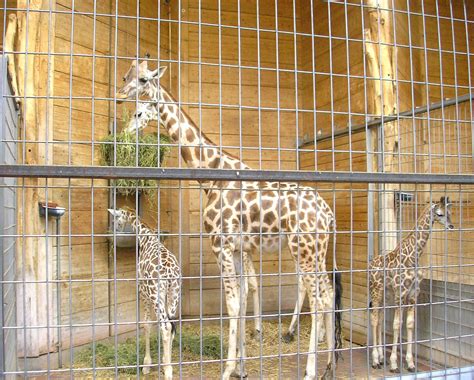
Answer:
[108,224,137,248]
[108,224,169,248]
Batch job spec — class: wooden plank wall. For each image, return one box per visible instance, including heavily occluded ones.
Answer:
[179,0,306,316]
[298,0,473,345]
[50,0,173,350]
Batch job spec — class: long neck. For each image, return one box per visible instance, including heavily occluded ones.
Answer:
[153,84,247,170]
[126,213,153,247]
[405,206,434,256]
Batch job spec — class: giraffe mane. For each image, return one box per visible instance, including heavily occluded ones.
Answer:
[120,206,158,231]
[158,84,243,162]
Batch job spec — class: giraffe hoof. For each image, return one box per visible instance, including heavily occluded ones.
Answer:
[372,363,381,370]
[390,367,400,374]
[230,370,248,379]
[282,332,294,343]
[407,366,416,373]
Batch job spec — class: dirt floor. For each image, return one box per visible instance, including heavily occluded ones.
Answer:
[26,316,438,379]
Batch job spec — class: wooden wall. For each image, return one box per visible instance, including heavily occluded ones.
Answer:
[177,0,306,316]
[50,0,173,352]
[298,0,473,345]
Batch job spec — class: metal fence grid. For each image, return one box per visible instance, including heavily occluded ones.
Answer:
[0,0,473,379]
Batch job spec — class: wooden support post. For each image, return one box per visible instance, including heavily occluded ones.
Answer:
[364,0,398,254]
[14,0,57,358]
[4,14,20,105]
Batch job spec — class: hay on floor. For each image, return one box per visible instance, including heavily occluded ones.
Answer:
[73,315,344,378]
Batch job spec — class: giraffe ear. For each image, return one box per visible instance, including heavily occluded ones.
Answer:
[108,208,121,217]
[151,66,167,79]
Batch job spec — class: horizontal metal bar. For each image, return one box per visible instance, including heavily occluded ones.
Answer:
[300,92,474,147]
[1,165,473,184]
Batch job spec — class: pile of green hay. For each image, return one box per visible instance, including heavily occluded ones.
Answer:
[99,131,171,197]
[74,330,221,375]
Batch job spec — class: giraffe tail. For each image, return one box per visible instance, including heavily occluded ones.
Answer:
[331,218,343,362]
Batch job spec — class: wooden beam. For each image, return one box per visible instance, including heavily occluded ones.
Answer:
[14,0,57,357]
[4,14,20,105]
[364,0,398,254]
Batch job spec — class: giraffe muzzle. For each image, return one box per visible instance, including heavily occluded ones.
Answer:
[115,92,129,103]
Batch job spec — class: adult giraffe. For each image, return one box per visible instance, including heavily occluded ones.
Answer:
[115,59,342,379]
[125,100,328,345]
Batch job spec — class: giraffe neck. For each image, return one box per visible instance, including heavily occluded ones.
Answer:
[406,206,435,257]
[125,212,154,249]
[149,81,247,171]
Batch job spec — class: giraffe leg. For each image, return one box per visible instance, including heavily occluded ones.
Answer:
[283,274,306,343]
[389,307,403,373]
[214,245,241,380]
[232,260,249,378]
[405,305,416,372]
[318,307,326,343]
[244,254,262,339]
[304,276,333,380]
[143,300,152,375]
[151,289,174,380]
[370,305,381,369]
[377,311,384,363]
[322,300,336,379]
[160,320,173,380]
[286,228,334,380]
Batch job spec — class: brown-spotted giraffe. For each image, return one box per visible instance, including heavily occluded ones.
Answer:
[369,196,454,373]
[108,207,181,379]
[125,100,327,345]
[116,60,343,380]
[125,101,264,339]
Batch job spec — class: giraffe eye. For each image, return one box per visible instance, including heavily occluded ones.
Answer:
[122,77,126,82]
[139,77,148,84]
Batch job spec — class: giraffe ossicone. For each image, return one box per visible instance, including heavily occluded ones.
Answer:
[116,59,343,380]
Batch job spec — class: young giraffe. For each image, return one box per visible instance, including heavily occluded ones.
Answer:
[126,101,328,345]
[369,197,453,372]
[108,207,181,379]
[116,60,343,380]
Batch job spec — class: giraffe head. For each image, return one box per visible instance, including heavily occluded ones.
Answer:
[125,102,158,133]
[115,58,167,102]
[432,196,454,230]
[108,208,135,230]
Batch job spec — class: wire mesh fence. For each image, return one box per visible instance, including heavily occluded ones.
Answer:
[0,0,473,379]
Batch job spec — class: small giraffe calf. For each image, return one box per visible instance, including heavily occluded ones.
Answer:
[369,196,454,373]
[108,207,181,379]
